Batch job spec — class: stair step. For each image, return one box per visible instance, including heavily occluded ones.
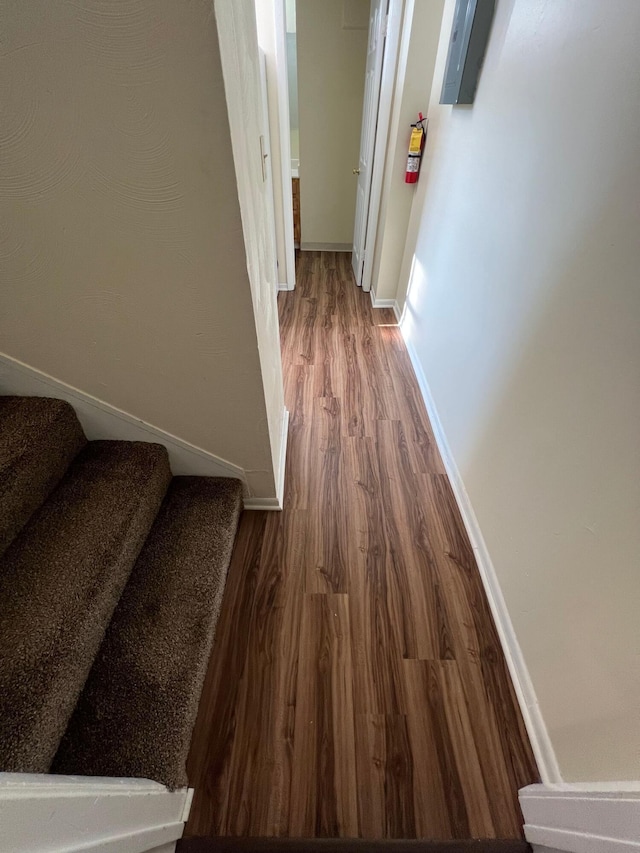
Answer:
[0,440,171,773]
[0,397,86,557]
[176,840,531,853]
[53,476,243,788]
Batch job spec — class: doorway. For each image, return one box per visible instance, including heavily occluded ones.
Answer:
[280,0,399,291]
[294,0,369,255]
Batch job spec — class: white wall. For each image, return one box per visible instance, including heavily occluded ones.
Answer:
[398,0,640,782]
[0,0,280,499]
[297,0,369,247]
[371,0,443,301]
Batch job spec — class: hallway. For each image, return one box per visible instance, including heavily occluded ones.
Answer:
[185,251,538,839]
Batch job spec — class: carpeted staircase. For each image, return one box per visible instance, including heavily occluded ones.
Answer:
[0,395,242,789]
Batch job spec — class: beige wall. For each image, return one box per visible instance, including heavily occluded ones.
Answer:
[371,0,443,301]
[297,0,369,247]
[399,0,640,781]
[0,0,279,498]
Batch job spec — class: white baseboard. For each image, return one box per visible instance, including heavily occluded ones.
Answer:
[278,282,291,291]
[369,290,400,310]
[520,784,640,853]
[242,496,282,510]
[0,351,254,493]
[299,242,352,252]
[244,407,289,511]
[398,324,562,786]
[0,773,190,853]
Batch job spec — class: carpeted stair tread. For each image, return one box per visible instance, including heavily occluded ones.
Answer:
[0,396,86,558]
[0,440,171,773]
[53,476,243,788]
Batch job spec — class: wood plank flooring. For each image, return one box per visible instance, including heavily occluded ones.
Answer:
[185,251,538,840]
[178,840,532,853]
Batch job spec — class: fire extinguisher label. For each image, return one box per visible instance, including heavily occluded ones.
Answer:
[406,156,420,172]
[408,127,423,154]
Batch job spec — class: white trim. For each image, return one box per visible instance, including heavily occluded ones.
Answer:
[67,823,183,853]
[300,242,352,252]
[369,0,414,300]
[397,322,562,785]
[275,406,289,508]
[534,782,640,793]
[361,0,403,293]
[243,495,283,510]
[274,0,296,291]
[369,290,399,309]
[245,407,289,511]
[0,773,173,791]
[528,829,640,853]
[520,785,640,853]
[180,788,195,824]
[0,351,249,484]
[258,48,280,301]
[278,282,290,291]
[0,773,190,853]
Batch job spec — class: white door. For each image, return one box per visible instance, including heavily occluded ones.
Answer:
[258,49,280,294]
[352,0,388,288]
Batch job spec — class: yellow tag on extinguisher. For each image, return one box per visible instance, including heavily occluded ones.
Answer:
[408,126,423,154]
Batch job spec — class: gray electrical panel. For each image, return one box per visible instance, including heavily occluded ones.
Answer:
[440,0,496,105]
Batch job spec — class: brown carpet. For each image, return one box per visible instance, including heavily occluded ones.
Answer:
[0,440,171,772]
[177,840,531,853]
[0,397,86,557]
[53,476,243,788]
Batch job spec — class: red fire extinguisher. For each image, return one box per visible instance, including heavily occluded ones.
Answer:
[405,113,427,184]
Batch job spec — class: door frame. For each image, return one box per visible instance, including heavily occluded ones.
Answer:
[352,0,389,287]
[272,0,402,293]
[258,49,280,295]
[360,0,403,292]
[273,0,296,291]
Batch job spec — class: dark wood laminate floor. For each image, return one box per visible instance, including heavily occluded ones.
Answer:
[185,251,538,840]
